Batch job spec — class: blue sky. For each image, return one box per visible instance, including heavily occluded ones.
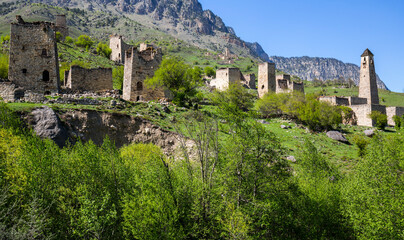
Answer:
[198,0,404,92]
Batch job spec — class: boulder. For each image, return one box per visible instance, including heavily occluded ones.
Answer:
[286,156,297,163]
[281,125,291,129]
[257,119,270,125]
[29,107,68,147]
[364,129,375,137]
[326,131,348,143]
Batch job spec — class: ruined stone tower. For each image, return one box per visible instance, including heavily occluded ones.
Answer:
[123,44,166,101]
[8,16,60,94]
[359,48,379,105]
[110,35,131,64]
[55,15,68,40]
[258,62,276,98]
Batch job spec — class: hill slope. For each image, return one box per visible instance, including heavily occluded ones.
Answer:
[270,56,388,90]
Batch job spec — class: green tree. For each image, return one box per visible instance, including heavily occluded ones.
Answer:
[368,111,388,130]
[75,35,94,49]
[146,56,203,106]
[204,66,216,78]
[0,53,8,79]
[64,36,74,44]
[392,115,401,130]
[55,31,62,42]
[96,42,112,58]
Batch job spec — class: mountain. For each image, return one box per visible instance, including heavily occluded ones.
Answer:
[16,0,270,62]
[270,56,388,90]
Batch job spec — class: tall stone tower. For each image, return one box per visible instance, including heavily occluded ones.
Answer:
[55,15,68,39]
[123,44,164,101]
[110,35,132,64]
[359,49,379,105]
[8,16,60,94]
[258,62,276,98]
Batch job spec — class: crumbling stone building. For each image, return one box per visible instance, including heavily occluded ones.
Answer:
[123,44,169,101]
[64,66,113,92]
[320,49,404,126]
[55,15,68,40]
[110,35,132,64]
[243,73,256,89]
[275,74,304,94]
[210,68,245,91]
[8,16,60,95]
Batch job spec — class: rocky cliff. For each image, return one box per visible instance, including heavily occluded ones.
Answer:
[26,0,270,61]
[270,56,388,89]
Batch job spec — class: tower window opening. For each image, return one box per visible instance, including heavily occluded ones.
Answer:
[43,70,50,82]
[137,82,143,91]
[41,49,47,56]
[22,69,27,74]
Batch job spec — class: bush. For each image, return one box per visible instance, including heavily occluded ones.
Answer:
[0,53,8,79]
[75,35,94,49]
[96,42,112,58]
[369,111,387,130]
[64,36,74,44]
[393,115,402,130]
[204,66,215,78]
[55,31,62,42]
[352,135,369,157]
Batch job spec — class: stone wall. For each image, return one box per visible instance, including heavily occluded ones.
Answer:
[0,82,20,102]
[123,46,168,101]
[211,68,244,91]
[319,96,350,106]
[243,74,256,89]
[386,106,404,126]
[65,66,113,92]
[9,18,60,94]
[349,96,368,105]
[275,74,304,94]
[291,81,305,93]
[258,62,276,98]
[110,35,132,64]
[350,104,386,127]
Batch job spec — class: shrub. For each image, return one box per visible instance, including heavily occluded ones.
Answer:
[204,66,215,78]
[64,36,74,44]
[352,135,369,157]
[392,115,401,130]
[368,111,387,130]
[55,31,62,42]
[96,42,112,58]
[75,35,94,49]
[0,53,8,79]
[112,66,124,90]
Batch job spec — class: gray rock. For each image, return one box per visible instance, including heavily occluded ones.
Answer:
[326,131,348,143]
[257,119,270,124]
[364,129,375,137]
[29,107,68,147]
[110,100,117,107]
[281,125,291,129]
[287,156,297,163]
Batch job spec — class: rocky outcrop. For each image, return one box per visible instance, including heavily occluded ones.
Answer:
[27,107,68,147]
[326,131,349,143]
[270,56,388,90]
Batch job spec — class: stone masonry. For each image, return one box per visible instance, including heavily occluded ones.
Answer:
[110,35,132,64]
[258,62,276,98]
[8,16,60,95]
[210,68,245,91]
[275,74,304,94]
[64,66,113,92]
[359,49,379,105]
[55,15,68,40]
[123,44,169,101]
[243,73,256,89]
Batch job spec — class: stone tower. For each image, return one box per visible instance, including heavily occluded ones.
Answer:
[110,35,131,64]
[359,48,379,105]
[258,62,276,98]
[8,16,60,94]
[123,44,164,101]
[55,15,68,39]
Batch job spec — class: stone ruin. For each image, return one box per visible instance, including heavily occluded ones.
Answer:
[210,68,256,91]
[55,15,68,40]
[123,43,170,101]
[319,49,404,126]
[109,34,132,64]
[64,66,113,92]
[275,74,304,94]
[1,16,61,102]
[257,62,305,98]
